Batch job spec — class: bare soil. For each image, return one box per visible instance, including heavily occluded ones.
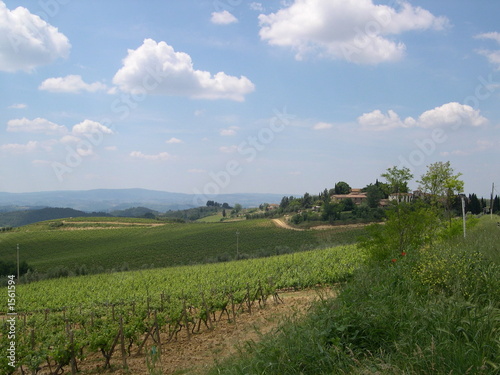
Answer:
[52,288,333,375]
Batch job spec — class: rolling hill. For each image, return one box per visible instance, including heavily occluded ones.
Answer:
[0,188,285,212]
[0,217,366,276]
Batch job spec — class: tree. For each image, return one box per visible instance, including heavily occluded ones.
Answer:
[468,193,481,214]
[334,181,351,195]
[493,195,500,214]
[341,198,355,211]
[280,196,289,209]
[366,184,384,208]
[381,166,413,194]
[417,161,464,222]
[233,203,242,213]
[302,192,313,208]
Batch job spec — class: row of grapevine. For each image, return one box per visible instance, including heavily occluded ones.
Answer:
[1,245,365,374]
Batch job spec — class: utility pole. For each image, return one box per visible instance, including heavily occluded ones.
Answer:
[235,231,239,259]
[461,195,466,239]
[491,183,495,220]
[17,244,20,281]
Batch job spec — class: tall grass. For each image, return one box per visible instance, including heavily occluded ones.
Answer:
[210,216,500,374]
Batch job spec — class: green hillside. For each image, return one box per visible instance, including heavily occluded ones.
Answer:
[0,217,366,275]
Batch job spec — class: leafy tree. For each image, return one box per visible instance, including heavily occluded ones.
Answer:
[322,201,341,222]
[341,198,355,212]
[280,196,289,209]
[302,192,313,208]
[334,181,351,195]
[233,203,242,213]
[366,184,384,208]
[381,166,413,194]
[360,202,440,261]
[417,161,464,223]
[322,188,329,202]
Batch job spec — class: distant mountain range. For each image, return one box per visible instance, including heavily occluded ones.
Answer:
[0,188,284,213]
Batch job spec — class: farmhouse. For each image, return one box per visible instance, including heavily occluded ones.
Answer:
[331,188,367,205]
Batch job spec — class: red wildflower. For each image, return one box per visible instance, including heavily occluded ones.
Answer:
[391,258,397,263]
[401,252,407,256]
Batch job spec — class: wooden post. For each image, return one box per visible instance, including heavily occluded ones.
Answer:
[182,300,191,341]
[120,317,128,370]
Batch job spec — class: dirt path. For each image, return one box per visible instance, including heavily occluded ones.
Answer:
[272,218,374,231]
[73,288,333,375]
[272,218,305,231]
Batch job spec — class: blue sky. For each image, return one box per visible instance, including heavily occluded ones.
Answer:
[1,0,499,199]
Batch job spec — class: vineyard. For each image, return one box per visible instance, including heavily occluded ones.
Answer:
[1,244,365,374]
[0,218,366,274]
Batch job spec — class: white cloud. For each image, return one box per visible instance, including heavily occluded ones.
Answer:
[358,102,488,131]
[0,140,38,153]
[166,137,183,144]
[8,103,27,109]
[211,10,238,25]
[219,145,238,153]
[130,151,173,161]
[72,120,113,135]
[113,39,255,101]
[475,32,500,69]
[313,122,333,130]
[441,139,497,157]
[250,2,264,12]
[60,135,81,144]
[220,126,239,136]
[0,1,70,72]
[258,0,448,64]
[39,75,107,93]
[475,32,500,44]
[7,117,67,134]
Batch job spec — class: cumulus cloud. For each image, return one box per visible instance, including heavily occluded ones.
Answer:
[39,75,108,93]
[211,10,238,24]
[313,122,333,130]
[475,32,500,44]
[0,1,70,72]
[130,151,173,161]
[72,120,113,135]
[0,140,38,153]
[358,102,488,131]
[250,3,264,12]
[166,137,183,144]
[113,39,255,101]
[475,32,500,69]
[258,0,448,64]
[7,117,67,134]
[220,126,239,136]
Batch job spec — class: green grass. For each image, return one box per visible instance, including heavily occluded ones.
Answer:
[210,216,500,375]
[0,218,367,274]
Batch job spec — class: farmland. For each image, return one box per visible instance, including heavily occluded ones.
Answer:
[0,244,364,374]
[0,217,366,275]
